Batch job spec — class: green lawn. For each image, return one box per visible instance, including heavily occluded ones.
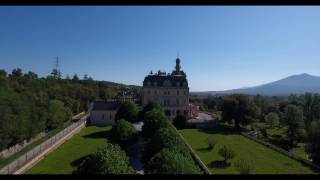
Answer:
[26,126,112,174]
[179,126,318,174]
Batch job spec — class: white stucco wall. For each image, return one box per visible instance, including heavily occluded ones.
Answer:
[90,110,117,125]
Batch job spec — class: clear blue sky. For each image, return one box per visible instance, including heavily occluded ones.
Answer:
[1,6,320,91]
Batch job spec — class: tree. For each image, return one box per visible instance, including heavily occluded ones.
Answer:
[306,120,320,165]
[145,148,201,174]
[140,102,162,119]
[218,145,235,164]
[47,100,66,130]
[284,104,306,146]
[205,137,217,150]
[24,71,38,79]
[74,143,134,174]
[72,74,79,82]
[221,94,260,130]
[0,69,7,77]
[83,74,89,80]
[115,101,139,123]
[234,159,254,174]
[112,119,137,143]
[10,68,23,78]
[142,109,171,139]
[264,112,280,128]
[173,115,187,129]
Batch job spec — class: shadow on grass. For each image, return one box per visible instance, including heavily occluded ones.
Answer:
[70,154,91,168]
[208,160,231,169]
[83,129,113,139]
[197,124,243,135]
[196,147,212,152]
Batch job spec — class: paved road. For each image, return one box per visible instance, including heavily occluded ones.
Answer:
[189,112,215,123]
[128,122,145,175]
[196,113,214,121]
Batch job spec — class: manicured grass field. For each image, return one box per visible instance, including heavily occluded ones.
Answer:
[27,126,112,174]
[179,126,318,174]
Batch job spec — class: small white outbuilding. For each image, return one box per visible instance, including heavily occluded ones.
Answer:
[89,100,121,126]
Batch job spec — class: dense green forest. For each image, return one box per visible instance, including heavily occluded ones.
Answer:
[0,68,141,151]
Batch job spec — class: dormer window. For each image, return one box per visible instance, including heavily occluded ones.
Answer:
[147,81,151,86]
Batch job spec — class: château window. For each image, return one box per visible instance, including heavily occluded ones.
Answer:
[155,90,157,95]
[154,82,157,86]
[147,81,151,86]
[110,113,112,119]
[164,80,171,87]
[184,91,186,95]
[177,82,180,87]
[177,90,179,95]
[102,114,105,120]
[183,82,187,87]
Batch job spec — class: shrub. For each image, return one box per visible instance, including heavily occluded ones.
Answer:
[145,148,202,174]
[218,145,235,163]
[112,119,137,143]
[73,143,135,174]
[234,159,254,174]
[143,127,188,163]
[173,115,187,129]
[205,137,217,150]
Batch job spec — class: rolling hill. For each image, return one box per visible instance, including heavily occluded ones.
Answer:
[192,73,320,96]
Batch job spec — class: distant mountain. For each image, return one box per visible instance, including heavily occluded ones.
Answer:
[192,73,320,96]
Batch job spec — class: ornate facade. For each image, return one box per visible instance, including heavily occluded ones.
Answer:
[142,57,190,119]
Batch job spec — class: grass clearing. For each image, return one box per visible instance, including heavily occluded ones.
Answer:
[26,126,112,174]
[179,125,317,174]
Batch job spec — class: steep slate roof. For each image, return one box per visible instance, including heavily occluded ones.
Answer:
[92,101,121,111]
[143,74,188,87]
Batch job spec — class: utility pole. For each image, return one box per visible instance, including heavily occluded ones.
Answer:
[51,56,61,79]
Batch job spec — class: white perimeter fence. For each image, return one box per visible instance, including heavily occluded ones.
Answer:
[0,116,87,174]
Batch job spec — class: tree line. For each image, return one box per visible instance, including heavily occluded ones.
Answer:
[0,68,140,151]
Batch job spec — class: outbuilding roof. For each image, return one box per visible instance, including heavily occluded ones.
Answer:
[92,101,121,111]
